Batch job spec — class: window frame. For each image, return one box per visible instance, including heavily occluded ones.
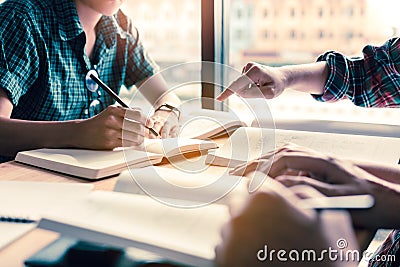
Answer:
[201,0,229,110]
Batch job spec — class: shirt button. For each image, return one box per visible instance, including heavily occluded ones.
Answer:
[84,109,89,115]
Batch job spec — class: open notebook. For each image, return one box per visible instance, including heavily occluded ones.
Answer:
[16,138,217,179]
[36,189,367,267]
[0,181,93,250]
[206,127,400,167]
[37,191,229,267]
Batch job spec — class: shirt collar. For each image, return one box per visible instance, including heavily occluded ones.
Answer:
[54,0,83,41]
[97,10,128,48]
[54,0,122,48]
[96,15,120,49]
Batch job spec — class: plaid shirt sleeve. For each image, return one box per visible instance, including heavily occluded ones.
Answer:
[125,37,158,87]
[0,9,39,106]
[368,229,400,266]
[113,10,158,88]
[314,38,400,107]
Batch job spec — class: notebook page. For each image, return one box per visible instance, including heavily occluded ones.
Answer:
[40,191,229,264]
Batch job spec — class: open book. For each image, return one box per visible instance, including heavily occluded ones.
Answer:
[143,137,217,158]
[206,127,400,167]
[37,191,230,267]
[36,189,368,267]
[16,138,217,179]
[179,109,250,139]
[205,127,275,167]
[114,166,246,206]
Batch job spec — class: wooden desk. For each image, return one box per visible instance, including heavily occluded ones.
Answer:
[0,142,229,267]
[0,147,378,267]
[0,161,123,267]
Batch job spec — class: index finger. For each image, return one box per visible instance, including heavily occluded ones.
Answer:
[216,88,235,101]
[216,74,253,101]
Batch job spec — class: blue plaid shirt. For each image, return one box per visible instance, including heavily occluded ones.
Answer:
[0,0,157,162]
[315,38,400,107]
[0,0,157,121]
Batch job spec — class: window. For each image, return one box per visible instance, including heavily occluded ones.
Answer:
[347,6,354,17]
[235,9,241,19]
[290,8,295,17]
[263,9,268,18]
[120,0,202,113]
[236,30,243,39]
[227,0,400,125]
[318,7,324,17]
[346,31,354,40]
[290,30,296,39]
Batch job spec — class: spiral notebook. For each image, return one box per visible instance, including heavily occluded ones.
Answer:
[0,181,93,250]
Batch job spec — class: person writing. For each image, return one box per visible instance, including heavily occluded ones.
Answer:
[0,0,181,163]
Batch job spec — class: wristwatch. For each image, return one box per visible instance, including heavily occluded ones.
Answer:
[154,103,181,120]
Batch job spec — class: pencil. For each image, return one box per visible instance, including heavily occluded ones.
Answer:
[89,74,159,137]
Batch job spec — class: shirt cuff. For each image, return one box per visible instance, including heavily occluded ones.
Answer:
[0,69,24,107]
[312,51,353,103]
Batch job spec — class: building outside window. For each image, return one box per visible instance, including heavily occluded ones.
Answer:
[121,0,202,114]
[228,0,400,125]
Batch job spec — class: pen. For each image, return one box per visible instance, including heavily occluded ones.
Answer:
[298,194,374,210]
[89,74,159,137]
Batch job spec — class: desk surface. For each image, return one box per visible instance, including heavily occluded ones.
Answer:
[0,139,229,267]
[0,139,378,267]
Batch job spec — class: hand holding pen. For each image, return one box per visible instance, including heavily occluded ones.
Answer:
[76,105,146,150]
[89,74,159,138]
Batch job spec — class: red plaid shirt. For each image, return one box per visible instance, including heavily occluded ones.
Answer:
[315,38,400,107]
[368,230,399,266]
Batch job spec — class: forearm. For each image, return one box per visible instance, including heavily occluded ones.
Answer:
[137,75,181,109]
[279,61,329,95]
[352,180,400,229]
[153,93,181,110]
[0,117,81,156]
[354,160,400,184]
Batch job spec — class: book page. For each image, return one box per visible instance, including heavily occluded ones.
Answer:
[206,127,275,167]
[144,138,217,157]
[207,128,400,167]
[114,167,245,206]
[179,109,249,139]
[0,181,93,250]
[39,191,230,266]
[274,129,400,165]
[0,181,93,217]
[0,222,35,250]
